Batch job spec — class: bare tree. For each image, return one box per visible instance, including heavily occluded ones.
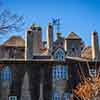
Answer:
[0,9,24,35]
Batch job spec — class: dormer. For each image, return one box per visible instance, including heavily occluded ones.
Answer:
[52,47,65,60]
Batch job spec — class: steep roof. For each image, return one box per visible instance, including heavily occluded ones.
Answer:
[3,36,25,47]
[52,47,65,55]
[66,32,81,40]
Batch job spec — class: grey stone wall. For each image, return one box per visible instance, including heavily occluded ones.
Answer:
[0,63,52,100]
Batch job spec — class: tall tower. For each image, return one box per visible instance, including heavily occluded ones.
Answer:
[91,31,100,60]
[27,24,42,59]
[47,22,53,50]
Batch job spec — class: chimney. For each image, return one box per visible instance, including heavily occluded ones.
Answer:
[27,29,34,59]
[91,31,100,60]
[32,25,42,55]
[47,22,53,50]
[36,26,43,50]
[27,24,43,59]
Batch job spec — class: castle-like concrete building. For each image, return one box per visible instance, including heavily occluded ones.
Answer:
[0,22,100,100]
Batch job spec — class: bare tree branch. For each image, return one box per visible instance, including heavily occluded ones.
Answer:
[0,9,25,34]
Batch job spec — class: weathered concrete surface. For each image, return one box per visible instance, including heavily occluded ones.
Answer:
[21,72,31,100]
[0,72,31,100]
[0,71,44,100]
[1,80,11,100]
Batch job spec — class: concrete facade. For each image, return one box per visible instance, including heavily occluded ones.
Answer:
[0,22,100,100]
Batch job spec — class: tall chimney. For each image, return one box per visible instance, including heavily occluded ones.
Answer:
[31,25,42,55]
[27,29,34,59]
[91,31,99,60]
[27,24,43,59]
[47,22,53,50]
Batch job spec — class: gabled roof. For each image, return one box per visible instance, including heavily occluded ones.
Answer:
[52,47,65,55]
[3,36,25,47]
[65,32,81,40]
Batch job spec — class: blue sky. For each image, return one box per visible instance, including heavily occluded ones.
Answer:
[1,0,100,45]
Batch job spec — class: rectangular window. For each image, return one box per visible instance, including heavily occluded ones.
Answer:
[89,69,96,77]
[1,66,12,81]
[9,96,17,100]
[52,95,60,100]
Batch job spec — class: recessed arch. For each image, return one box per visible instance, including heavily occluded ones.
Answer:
[53,48,65,60]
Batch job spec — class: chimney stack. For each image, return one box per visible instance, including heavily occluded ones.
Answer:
[27,24,43,59]
[47,22,53,50]
[31,24,42,55]
[91,31,100,60]
[27,29,34,59]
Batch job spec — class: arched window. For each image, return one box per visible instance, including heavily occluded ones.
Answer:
[1,66,12,81]
[52,91,60,100]
[54,48,65,60]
